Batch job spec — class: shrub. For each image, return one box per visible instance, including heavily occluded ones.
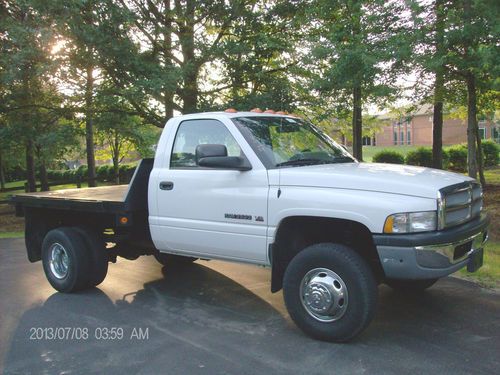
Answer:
[47,170,64,181]
[372,150,405,164]
[96,165,111,182]
[62,169,77,182]
[446,144,468,172]
[405,147,433,167]
[75,165,88,180]
[481,140,499,167]
[119,164,137,183]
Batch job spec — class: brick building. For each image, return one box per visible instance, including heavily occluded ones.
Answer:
[363,105,499,147]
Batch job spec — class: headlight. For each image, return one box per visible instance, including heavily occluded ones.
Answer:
[383,211,437,233]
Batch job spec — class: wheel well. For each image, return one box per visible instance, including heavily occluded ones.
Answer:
[270,216,384,292]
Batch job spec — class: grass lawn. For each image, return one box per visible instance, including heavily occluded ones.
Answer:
[459,241,500,289]
[362,145,417,162]
[0,231,23,239]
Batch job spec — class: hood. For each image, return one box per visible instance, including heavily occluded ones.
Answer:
[272,162,473,199]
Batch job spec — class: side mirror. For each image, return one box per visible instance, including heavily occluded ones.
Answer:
[195,144,252,171]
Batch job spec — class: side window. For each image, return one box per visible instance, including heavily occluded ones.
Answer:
[170,119,242,168]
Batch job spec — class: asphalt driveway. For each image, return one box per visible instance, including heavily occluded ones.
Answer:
[1,238,499,375]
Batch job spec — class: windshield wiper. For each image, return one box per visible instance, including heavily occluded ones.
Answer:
[275,159,330,167]
[275,156,354,168]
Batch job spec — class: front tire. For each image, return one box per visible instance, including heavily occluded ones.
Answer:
[42,227,90,293]
[283,243,378,342]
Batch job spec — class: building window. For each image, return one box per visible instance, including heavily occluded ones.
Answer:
[362,136,374,146]
[400,129,405,145]
[407,129,411,145]
[493,127,499,143]
[479,127,486,140]
[393,128,398,145]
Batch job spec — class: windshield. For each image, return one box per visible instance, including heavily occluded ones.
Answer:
[232,116,355,169]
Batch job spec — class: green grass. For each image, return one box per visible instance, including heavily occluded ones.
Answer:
[0,231,23,239]
[459,241,500,289]
[362,145,418,162]
[484,168,500,185]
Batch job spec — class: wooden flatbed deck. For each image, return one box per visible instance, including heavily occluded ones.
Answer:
[14,185,129,203]
[11,159,153,215]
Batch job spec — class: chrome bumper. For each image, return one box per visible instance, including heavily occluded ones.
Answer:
[374,216,489,280]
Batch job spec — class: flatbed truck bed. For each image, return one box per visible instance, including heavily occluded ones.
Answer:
[10,159,155,263]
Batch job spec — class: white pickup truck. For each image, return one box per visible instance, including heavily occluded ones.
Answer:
[12,110,490,342]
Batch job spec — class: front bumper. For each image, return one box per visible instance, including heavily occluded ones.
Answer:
[373,214,490,280]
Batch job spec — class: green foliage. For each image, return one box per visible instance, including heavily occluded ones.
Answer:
[405,147,433,167]
[446,144,468,172]
[482,140,499,167]
[372,150,405,164]
[96,165,112,182]
[118,164,137,184]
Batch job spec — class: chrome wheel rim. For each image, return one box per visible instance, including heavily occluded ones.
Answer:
[49,243,69,279]
[300,268,348,322]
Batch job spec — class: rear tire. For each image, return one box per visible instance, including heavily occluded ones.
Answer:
[283,243,378,342]
[42,227,90,293]
[385,278,438,292]
[73,227,108,287]
[154,252,197,266]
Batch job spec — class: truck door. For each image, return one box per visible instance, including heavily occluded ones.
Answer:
[151,118,269,263]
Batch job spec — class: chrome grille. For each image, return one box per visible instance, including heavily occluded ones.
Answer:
[438,182,483,229]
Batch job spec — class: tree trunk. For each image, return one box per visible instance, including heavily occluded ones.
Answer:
[352,85,363,161]
[113,137,120,184]
[432,99,444,169]
[0,151,5,190]
[178,1,198,113]
[163,0,174,122]
[476,130,486,185]
[25,140,36,192]
[466,72,478,179]
[85,64,97,187]
[432,0,445,169]
[39,159,49,191]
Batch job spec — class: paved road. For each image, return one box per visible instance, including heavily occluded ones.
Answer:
[1,238,499,375]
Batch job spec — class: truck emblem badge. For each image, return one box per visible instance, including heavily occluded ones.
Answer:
[225,213,252,220]
[254,216,264,222]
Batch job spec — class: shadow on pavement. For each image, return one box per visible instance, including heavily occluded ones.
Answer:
[3,261,500,375]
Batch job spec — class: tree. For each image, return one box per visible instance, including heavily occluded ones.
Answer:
[0,0,56,191]
[305,0,403,161]
[94,87,159,183]
[443,0,499,184]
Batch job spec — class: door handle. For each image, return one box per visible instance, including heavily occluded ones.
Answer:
[159,181,174,191]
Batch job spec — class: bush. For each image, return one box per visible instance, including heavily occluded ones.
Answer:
[405,147,433,167]
[75,165,88,180]
[119,164,137,183]
[96,165,111,182]
[372,150,405,164]
[62,169,77,182]
[481,140,499,167]
[446,144,468,172]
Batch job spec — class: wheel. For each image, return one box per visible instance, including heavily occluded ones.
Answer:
[154,252,197,266]
[73,226,108,287]
[385,278,438,292]
[41,227,90,293]
[283,243,378,342]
